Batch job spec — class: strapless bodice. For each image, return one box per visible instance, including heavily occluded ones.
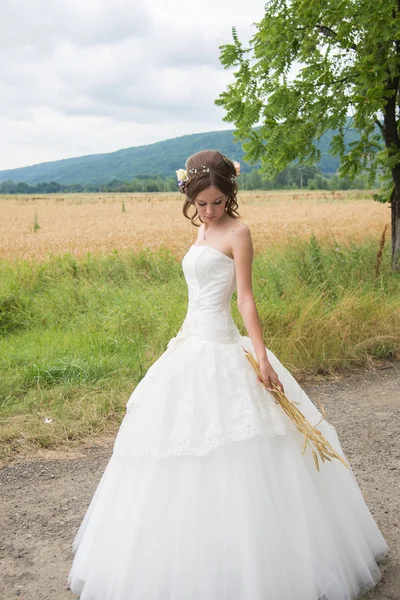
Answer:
[177,244,241,344]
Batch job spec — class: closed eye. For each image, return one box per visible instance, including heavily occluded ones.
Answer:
[198,201,222,206]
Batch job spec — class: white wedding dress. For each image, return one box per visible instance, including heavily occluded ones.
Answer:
[68,243,389,600]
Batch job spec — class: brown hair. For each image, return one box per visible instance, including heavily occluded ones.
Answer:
[180,150,240,226]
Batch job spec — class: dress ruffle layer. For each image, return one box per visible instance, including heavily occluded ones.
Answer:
[68,428,388,600]
[114,335,325,460]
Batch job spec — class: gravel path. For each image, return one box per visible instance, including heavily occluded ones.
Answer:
[0,362,399,600]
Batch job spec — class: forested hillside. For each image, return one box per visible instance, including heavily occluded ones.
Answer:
[0,126,358,186]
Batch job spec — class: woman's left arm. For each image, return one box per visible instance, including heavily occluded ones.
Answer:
[233,225,285,394]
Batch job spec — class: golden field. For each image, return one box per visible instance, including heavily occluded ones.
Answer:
[0,190,391,261]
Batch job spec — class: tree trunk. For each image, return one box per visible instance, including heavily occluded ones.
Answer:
[382,67,400,271]
[391,187,400,271]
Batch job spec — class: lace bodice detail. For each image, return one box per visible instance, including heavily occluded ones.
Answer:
[177,244,241,344]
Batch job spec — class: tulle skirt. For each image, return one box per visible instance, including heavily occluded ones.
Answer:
[67,335,389,599]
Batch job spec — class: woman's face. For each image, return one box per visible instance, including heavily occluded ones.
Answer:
[193,186,228,224]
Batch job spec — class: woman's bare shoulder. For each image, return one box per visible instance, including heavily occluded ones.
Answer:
[229,219,251,242]
[229,220,253,260]
[225,217,249,233]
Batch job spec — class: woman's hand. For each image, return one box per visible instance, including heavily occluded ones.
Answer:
[257,362,285,402]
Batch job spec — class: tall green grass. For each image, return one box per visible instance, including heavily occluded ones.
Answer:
[1,237,399,459]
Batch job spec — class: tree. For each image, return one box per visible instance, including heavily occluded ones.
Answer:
[216,0,400,270]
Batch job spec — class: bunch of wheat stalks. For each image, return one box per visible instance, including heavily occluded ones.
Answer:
[243,347,349,472]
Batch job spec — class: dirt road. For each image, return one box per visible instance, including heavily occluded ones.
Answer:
[1,363,399,600]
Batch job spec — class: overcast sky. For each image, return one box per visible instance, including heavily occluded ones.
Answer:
[0,0,266,170]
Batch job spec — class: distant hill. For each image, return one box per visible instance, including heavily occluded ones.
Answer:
[0,127,358,186]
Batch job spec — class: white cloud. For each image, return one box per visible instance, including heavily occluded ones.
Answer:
[0,0,265,170]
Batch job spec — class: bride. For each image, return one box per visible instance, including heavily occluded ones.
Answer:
[67,150,389,599]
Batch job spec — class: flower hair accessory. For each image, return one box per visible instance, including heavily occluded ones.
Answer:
[175,161,241,189]
[233,161,241,176]
[176,169,188,189]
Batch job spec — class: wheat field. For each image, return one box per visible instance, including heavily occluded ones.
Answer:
[0,190,390,261]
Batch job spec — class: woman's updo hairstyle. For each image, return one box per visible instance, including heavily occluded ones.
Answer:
[181,149,240,226]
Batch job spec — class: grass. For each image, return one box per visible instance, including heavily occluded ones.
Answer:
[0,235,399,461]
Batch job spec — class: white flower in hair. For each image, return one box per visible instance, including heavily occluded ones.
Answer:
[176,168,187,183]
[176,168,188,189]
[233,161,241,176]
